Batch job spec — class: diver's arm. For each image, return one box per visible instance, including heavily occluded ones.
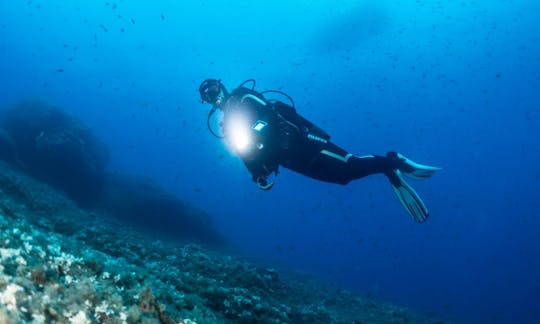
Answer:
[244,159,278,190]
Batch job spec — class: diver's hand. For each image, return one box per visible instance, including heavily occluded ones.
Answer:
[256,176,274,190]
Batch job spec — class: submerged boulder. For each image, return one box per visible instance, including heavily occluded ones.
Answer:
[0,100,109,206]
[95,173,226,246]
[0,100,225,246]
[0,126,17,164]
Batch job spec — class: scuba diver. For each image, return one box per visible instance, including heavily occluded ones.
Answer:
[199,78,441,222]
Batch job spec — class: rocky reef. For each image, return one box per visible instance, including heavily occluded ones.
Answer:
[0,101,224,247]
[0,163,450,323]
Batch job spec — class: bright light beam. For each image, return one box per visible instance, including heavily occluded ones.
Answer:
[227,113,252,153]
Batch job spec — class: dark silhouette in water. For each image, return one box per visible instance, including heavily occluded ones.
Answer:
[316,3,391,52]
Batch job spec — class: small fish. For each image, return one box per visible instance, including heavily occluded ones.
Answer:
[160,13,165,20]
[56,68,64,73]
[130,18,135,24]
[99,24,108,32]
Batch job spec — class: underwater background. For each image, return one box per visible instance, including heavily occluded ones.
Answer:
[0,0,539,323]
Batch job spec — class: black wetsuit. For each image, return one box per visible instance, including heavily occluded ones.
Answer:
[222,86,397,187]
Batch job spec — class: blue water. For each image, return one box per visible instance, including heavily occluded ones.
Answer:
[1,1,539,322]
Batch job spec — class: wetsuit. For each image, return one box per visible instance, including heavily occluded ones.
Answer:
[221,86,398,189]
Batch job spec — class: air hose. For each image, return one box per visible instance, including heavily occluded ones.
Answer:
[206,107,224,138]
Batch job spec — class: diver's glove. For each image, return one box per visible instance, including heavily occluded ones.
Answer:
[256,176,274,190]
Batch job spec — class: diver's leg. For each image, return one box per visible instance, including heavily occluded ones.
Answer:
[303,143,441,223]
[301,142,391,184]
[345,154,395,179]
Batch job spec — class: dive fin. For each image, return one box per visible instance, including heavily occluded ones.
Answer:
[395,153,442,179]
[388,170,429,223]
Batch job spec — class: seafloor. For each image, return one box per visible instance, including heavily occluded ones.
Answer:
[0,160,450,323]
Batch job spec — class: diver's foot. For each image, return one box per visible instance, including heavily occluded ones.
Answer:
[386,169,429,222]
[387,152,441,180]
